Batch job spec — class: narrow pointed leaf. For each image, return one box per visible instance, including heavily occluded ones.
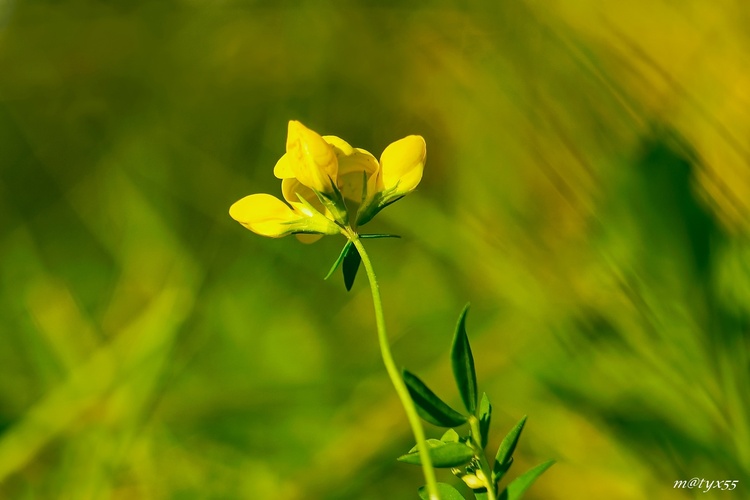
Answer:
[493,457,513,484]
[403,439,441,455]
[451,304,478,414]
[324,241,353,280]
[478,392,492,449]
[418,482,467,500]
[398,439,474,468]
[359,233,401,239]
[493,416,527,480]
[342,242,361,291]
[403,370,467,427]
[498,460,555,500]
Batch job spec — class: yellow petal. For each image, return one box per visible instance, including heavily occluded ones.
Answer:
[337,148,379,204]
[281,177,327,217]
[338,148,378,176]
[323,135,354,156]
[273,153,295,179]
[460,474,485,490]
[229,193,298,238]
[295,233,324,244]
[379,135,426,193]
[286,120,338,193]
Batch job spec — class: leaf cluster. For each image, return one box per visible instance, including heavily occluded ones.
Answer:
[399,305,554,499]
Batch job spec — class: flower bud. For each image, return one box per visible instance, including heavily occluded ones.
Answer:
[379,135,426,195]
[459,473,485,490]
[355,135,426,226]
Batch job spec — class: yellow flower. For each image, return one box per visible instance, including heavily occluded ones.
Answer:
[459,473,485,490]
[274,121,354,224]
[357,135,426,226]
[229,120,426,240]
[229,193,339,239]
[379,135,426,193]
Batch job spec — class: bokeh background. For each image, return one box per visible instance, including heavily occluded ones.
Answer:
[1,1,749,499]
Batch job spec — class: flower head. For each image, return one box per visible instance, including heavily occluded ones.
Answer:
[229,120,425,240]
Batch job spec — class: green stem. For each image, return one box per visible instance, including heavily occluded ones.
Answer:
[349,233,441,500]
[468,416,498,500]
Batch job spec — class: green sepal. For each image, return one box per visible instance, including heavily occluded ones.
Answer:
[355,191,380,227]
[418,482,467,500]
[475,491,490,500]
[403,369,467,427]
[441,428,460,443]
[342,242,361,291]
[398,439,474,468]
[493,416,527,482]
[478,392,492,449]
[325,241,353,280]
[451,304,478,414]
[312,179,349,226]
[498,460,555,500]
[288,194,341,236]
[358,234,401,239]
[377,192,406,211]
[294,192,327,218]
[355,183,401,227]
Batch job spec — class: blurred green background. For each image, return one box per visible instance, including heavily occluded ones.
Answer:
[1,1,749,498]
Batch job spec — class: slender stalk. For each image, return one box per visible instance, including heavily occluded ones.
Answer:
[468,416,498,500]
[349,233,441,500]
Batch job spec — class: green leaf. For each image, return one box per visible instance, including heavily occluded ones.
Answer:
[478,393,492,449]
[342,242,361,291]
[403,370,467,427]
[498,460,555,500]
[494,457,514,483]
[418,482,467,500]
[493,416,527,481]
[359,233,401,239]
[451,304,478,414]
[475,491,490,500]
[324,241,353,280]
[398,439,475,468]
